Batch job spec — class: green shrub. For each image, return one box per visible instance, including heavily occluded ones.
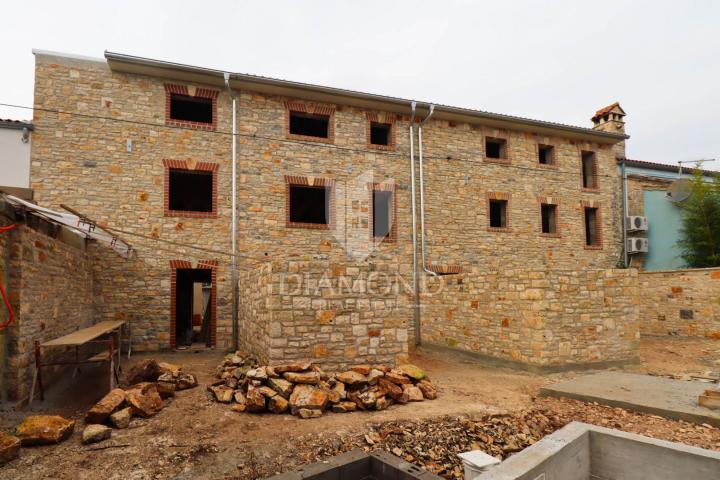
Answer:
[677,170,720,268]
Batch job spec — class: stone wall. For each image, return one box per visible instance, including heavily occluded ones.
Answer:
[1,219,94,402]
[239,259,411,369]
[237,261,273,362]
[31,51,626,364]
[421,268,640,370]
[639,268,720,338]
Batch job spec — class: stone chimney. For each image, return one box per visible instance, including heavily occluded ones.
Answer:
[591,102,626,159]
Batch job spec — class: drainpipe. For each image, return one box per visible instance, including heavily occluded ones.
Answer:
[224,73,239,352]
[408,102,421,346]
[418,105,438,277]
[620,158,629,268]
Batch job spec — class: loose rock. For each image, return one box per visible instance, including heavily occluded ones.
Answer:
[124,358,161,386]
[283,371,320,384]
[398,364,427,381]
[109,407,132,429]
[298,408,322,419]
[267,378,294,398]
[336,370,367,386]
[126,382,163,417]
[15,416,75,446]
[289,385,328,414]
[82,424,112,444]
[0,431,20,464]
[86,388,126,424]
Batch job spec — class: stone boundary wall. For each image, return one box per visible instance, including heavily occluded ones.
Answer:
[639,268,720,338]
[2,221,94,402]
[238,261,273,363]
[421,268,640,369]
[239,259,412,369]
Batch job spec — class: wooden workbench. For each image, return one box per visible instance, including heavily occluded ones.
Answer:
[30,320,129,403]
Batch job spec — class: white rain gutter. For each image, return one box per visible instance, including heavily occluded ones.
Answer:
[418,104,437,277]
[408,102,421,346]
[224,72,239,352]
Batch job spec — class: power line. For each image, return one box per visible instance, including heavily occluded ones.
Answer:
[1,101,619,180]
[102,224,270,264]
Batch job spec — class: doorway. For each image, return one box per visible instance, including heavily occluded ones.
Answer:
[173,268,213,349]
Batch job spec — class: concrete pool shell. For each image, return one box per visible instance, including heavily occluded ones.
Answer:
[477,422,720,480]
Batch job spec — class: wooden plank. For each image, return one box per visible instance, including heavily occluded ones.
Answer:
[87,351,110,362]
[41,321,125,347]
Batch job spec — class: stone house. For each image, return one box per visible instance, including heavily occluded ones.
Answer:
[24,49,639,377]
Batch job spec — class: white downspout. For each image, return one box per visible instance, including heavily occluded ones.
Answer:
[224,73,239,352]
[621,158,629,268]
[418,105,437,277]
[409,102,421,346]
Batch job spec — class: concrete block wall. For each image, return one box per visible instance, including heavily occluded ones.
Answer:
[639,268,720,338]
[421,267,640,369]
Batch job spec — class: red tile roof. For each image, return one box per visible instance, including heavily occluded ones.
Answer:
[591,102,625,122]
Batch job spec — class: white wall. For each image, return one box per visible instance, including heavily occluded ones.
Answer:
[0,127,31,188]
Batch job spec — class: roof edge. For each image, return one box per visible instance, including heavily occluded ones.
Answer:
[104,50,628,144]
[619,158,718,176]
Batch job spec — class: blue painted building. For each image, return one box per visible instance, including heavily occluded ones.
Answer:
[621,159,716,271]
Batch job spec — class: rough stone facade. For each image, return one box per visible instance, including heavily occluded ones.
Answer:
[422,267,640,369]
[29,51,631,368]
[0,217,94,402]
[239,259,411,369]
[639,268,720,338]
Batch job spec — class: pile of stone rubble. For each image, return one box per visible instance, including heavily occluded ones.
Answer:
[0,359,198,464]
[209,353,437,418]
[80,359,198,443]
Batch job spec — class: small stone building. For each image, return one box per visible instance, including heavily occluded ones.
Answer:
[21,50,640,379]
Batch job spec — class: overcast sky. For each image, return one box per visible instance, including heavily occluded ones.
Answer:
[2,0,718,167]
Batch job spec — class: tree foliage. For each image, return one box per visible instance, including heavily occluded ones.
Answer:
[677,170,720,268]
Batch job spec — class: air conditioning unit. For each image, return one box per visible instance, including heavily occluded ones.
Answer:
[627,237,649,254]
[625,216,649,232]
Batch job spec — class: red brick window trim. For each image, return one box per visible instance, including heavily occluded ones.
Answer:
[581,200,603,250]
[366,113,397,151]
[484,136,511,164]
[169,259,218,349]
[427,264,464,275]
[538,143,558,168]
[487,192,512,232]
[163,159,219,218]
[368,182,397,243]
[285,101,336,144]
[581,149,600,191]
[538,196,561,238]
[285,175,336,230]
[164,84,219,131]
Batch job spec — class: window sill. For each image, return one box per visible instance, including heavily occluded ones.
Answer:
[165,210,217,219]
[581,187,601,193]
[538,163,559,169]
[483,157,511,165]
[488,227,512,233]
[287,133,334,144]
[373,235,397,244]
[166,119,217,131]
[287,221,332,230]
[540,232,562,238]
[368,143,396,152]
[584,244,603,250]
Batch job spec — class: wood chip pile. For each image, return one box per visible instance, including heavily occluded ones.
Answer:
[209,353,437,418]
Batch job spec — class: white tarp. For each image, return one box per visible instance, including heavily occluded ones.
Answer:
[4,194,132,258]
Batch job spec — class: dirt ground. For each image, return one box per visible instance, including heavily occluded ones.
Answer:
[1,337,719,479]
